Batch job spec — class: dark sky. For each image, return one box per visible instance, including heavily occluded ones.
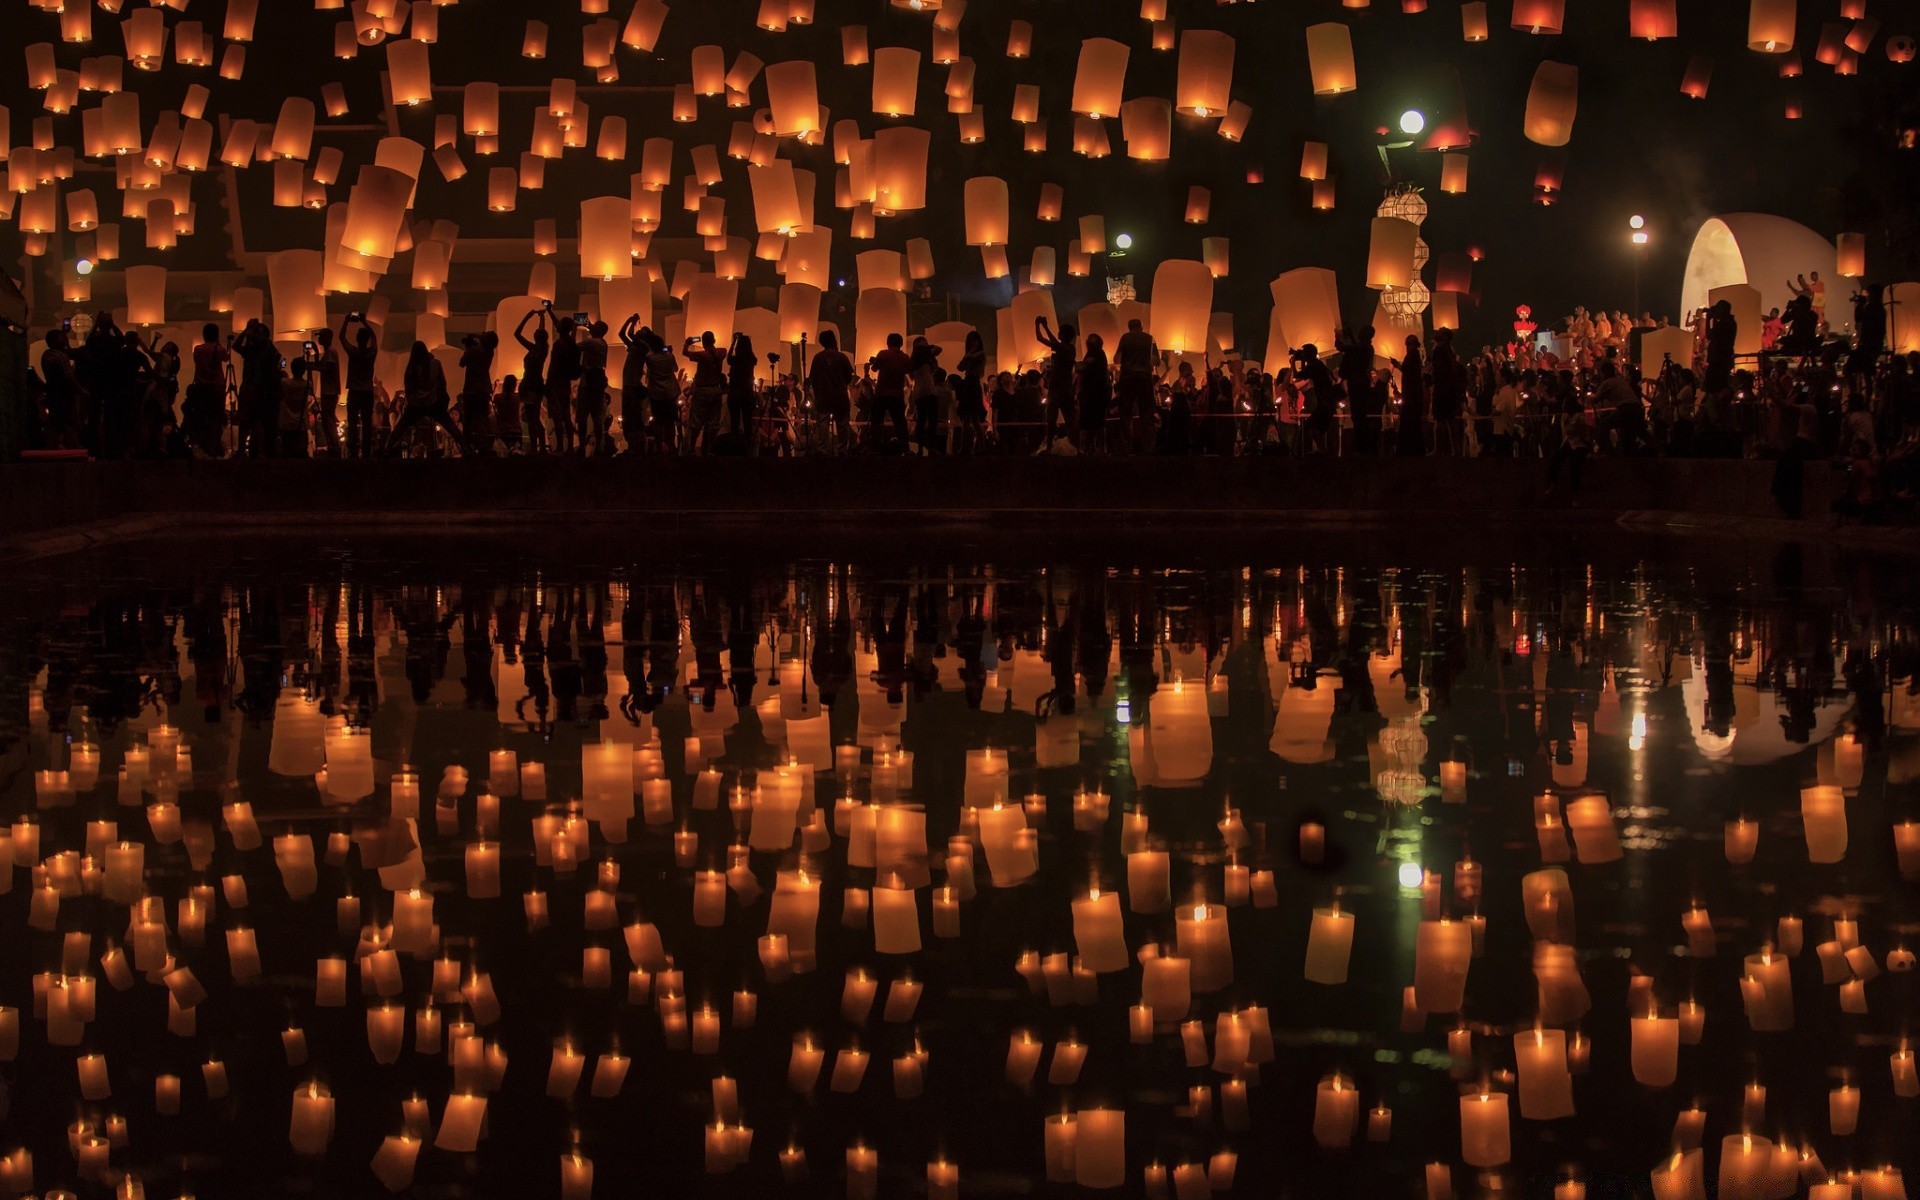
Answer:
[6,0,1915,353]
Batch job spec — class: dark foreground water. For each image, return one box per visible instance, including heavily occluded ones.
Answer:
[0,535,1915,1199]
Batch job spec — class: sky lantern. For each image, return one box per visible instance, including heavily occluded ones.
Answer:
[1121,98,1171,160]
[1523,62,1579,146]
[272,98,316,160]
[778,282,821,344]
[872,125,930,214]
[685,276,740,346]
[842,26,869,66]
[692,46,726,95]
[1176,30,1235,118]
[463,83,499,138]
[579,196,633,281]
[1440,154,1469,193]
[857,249,908,292]
[725,51,765,94]
[596,117,627,160]
[339,164,412,263]
[749,161,804,234]
[267,249,327,339]
[1836,232,1866,277]
[1367,217,1418,288]
[873,47,922,117]
[101,93,141,158]
[1630,0,1678,38]
[1218,101,1252,142]
[963,177,1009,246]
[1681,54,1713,97]
[1749,0,1796,51]
[125,264,166,327]
[1299,142,1329,180]
[487,167,517,212]
[1071,38,1130,119]
[1511,0,1564,33]
[1072,117,1112,158]
[522,20,548,58]
[1008,20,1033,57]
[765,61,819,137]
[1079,214,1107,254]
[1305,24,1356,94]
[1202,238,1230,278]
[1461,2,1489,40]
[906,237,936,279]
[623,0,668,50]
[387,39,432,106]
[1150,261,1214,354]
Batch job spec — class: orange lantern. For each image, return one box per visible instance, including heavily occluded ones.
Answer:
[1120,98,1170,161]
[1523,62,1579,146]
[1300,142,1329,181]
[873,47,922,117]
[1630,0,1678,38]
[1681,55,1713,97]
[871,126,929,214]
[1366,218,1418,289]
[1176,30,1235,118]
[765,61,819,138]
[1748,0,1795,50]
[1305,24,1356,94]
[1149,261,1215,354]
[1071,38,1130,119]
[387,40,432,107]
[1440,155,1468,194]
[1461,2,1489,40]
[963,177,1009,246]
[579,197,633,281]
[842,26,869,66]
[1835,232,1865,277]
[1511,0,1565,33]
[1186,187,1211,224]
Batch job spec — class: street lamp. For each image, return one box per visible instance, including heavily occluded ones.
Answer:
[1628,215,1650,316]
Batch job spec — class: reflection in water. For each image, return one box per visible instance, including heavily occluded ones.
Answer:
[1,557,1918,1199]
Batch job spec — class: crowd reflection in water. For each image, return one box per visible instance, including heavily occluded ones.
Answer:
[3,561,1918,1199]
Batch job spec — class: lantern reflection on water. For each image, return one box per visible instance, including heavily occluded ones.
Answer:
[1,555,1916,1198]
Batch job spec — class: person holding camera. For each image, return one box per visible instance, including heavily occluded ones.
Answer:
[684,330,728,453]
[341,313,379,458]
[514,306,552,454]
[309,326,342,457]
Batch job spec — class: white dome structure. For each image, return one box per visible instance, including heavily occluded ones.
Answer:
[1680,213,1844,330]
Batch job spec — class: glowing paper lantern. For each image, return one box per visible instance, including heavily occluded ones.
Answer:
[1121,98,1172,161]
[339,165,413,264]
[1631,0,1678,38]
[579,197,633,281]
[1176,30,1234,118]
[872,126,930,214]
[1218,101,1252,142]
[963,177,1009,246]
[125,265,166,326]
[387,40,431,106]
[1440,154,1469,193]
[1150,261,1215,355]
[1462,2,1490,40]
[1681,54,1713,97]
[1007,20,1033,57]
[1305,24,1356,94]
[748,161,804,235]
[1300,142,1329,181]
[1367,218,1418,289]
[1512,0,1564,31]
[1836,232,1866,278]
[1523,62,1579,147]
[842,26,869,66]
[1267,267,1341,362]
[765,61,820,138]
[872,47,922,118]
[267,250,327,340]
[1071,38,1130,119]
[1749,0,1796,51]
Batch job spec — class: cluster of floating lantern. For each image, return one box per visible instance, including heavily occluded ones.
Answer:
[7,0,1906,381]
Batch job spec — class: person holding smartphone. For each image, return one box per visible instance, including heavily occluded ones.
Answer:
[311,327,342,457]
[341,313,379,457]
